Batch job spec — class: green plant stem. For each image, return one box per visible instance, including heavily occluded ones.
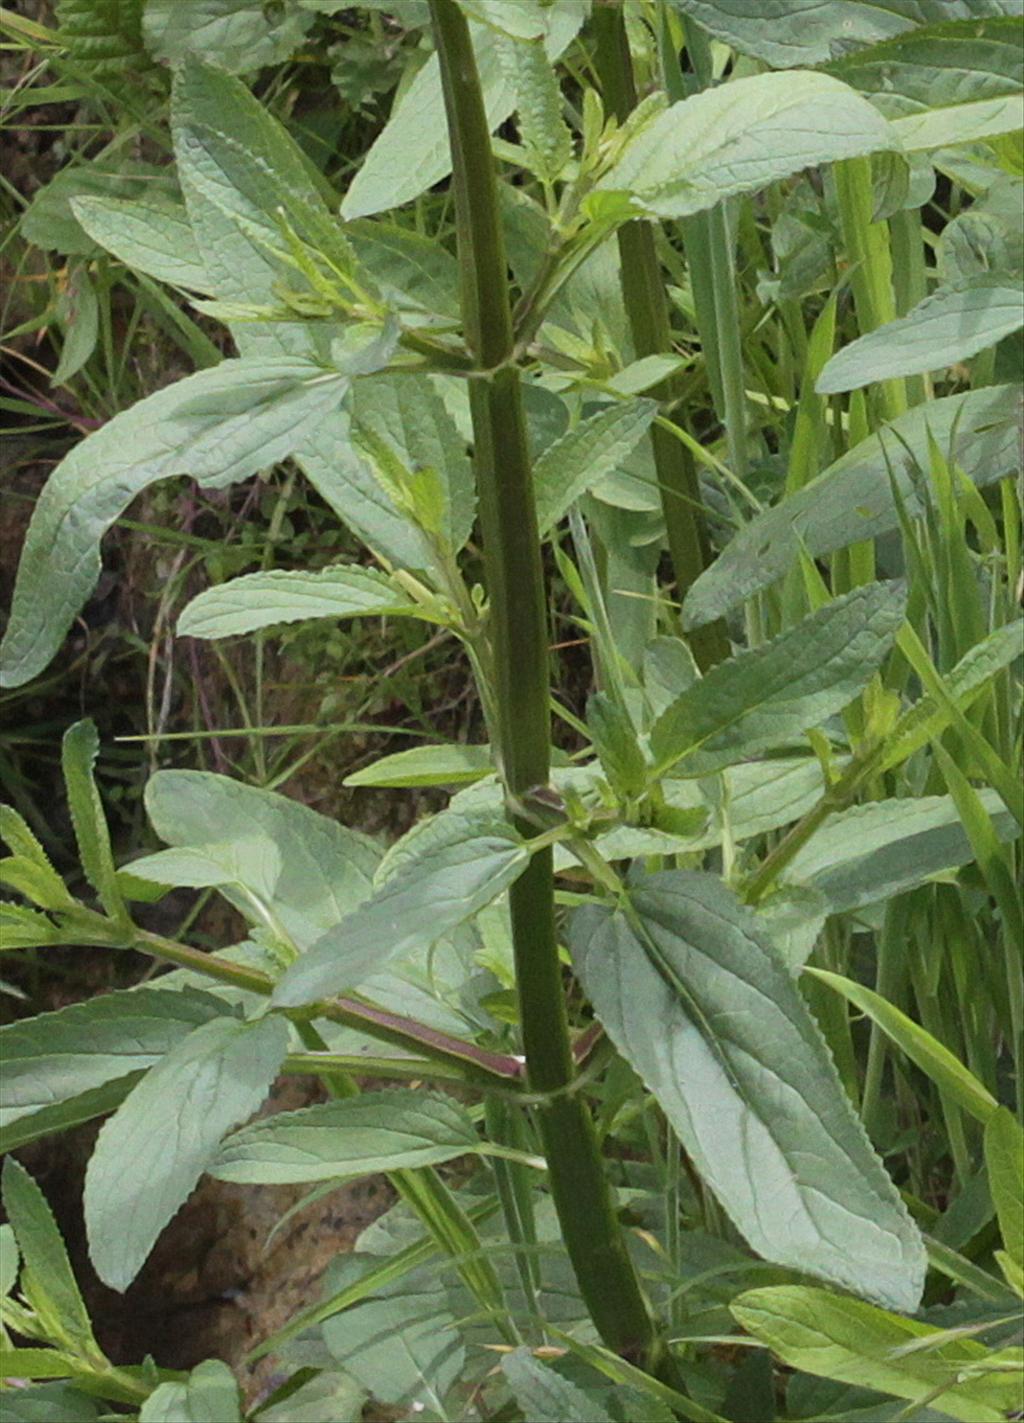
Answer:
[428,0,663,1368]
[833,156,907,425]
[591,2,727,671]
[127,926,524,1083]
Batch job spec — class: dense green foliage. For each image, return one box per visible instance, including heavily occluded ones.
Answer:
[1,0,1022,1418]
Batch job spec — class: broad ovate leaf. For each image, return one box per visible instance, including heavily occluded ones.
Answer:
[732,1285,1021,1422]
[144,771,380,951]
[818,278,1024,392]
[210,1090,480,1183]
[684,384,1021,627]
[144,0,314,74]
[570,871,926,1311]
[84,1013,289,1291]
[598,71,895,220]
[178,564,425,639]
[0,357,348,689]
[273,810,530,1006]
[651,583,906,776]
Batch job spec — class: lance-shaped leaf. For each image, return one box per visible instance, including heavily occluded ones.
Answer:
[650,583,906,776]
[0,986,229,1134]
[211,1090,481,1183]
[178,564,426,640]
[0,357,348,689]
[345,743,494,788]
[71,193,212,291]
[666,2,1019,70]
[341,2,585,220]
[273,810,530,1006]
[598,71,894,220]
[534,399,658,535]
[781,789,1019,912]
[892,93,1024,150]
[683,383,1021,628]
[84,1013,289,1291]
[1,1157,98,1357]
[144,771,380,952]
[731,1286,1020,1422]
[61,720,125,922]
[985,1109,1024,1268]
[818,279,1024,393]
[570,872,926,1311]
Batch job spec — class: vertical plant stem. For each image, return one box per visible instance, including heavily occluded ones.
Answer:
[833,156,907,425]
[591,1,728,671]
[428,0,662,1367]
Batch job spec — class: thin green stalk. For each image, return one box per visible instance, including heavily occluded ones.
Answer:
[833,156,907,425]
[591,2,727,671]
[428,0,663,1368]
[888,206,928,407]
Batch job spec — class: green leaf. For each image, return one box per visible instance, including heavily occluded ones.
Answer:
[892,93,1024,149]
[879,619,1024,774]
[0,1222,19,1297]
[781,789,1019,912]
[586,693,647,799]
[128,840,283,904]
[351,372,476,553]
[599,71,894,220]
[731,1285,1021,1422]
[321,1269,465,1410]
[52,262,98,386]
[0,902,64,949]
[0,985,229,1133]
[684,384,1021,627]
[345,218,461,319]
[83,1013,289,1290]
[985,1109,1024,1267]
[344,743,494,788]
[0,357,348,689]
[496,32,574,184]
[144,771,380,951]
[1,1157,98,1356]
[667,2,1020,69]
[818,278,1024,392]
[0,1384,100,1422]
[210,1089,481,1183]
[71,193,212,291]
[0,1346,77,1380]
[341,1,586,218]
[0,858,76,912]
[0,1076,143,1154]
[60,719,125,921]
[144,0,314,73]
[140,1360,242,1423]
[570,872,926,1311]
[534,400,658,535]
[273,809,530,1006]
[56,0,148,83]
[501,1348,615,1423]
[178,563,425,639]
[0,806,73,910]
[20,162,175,258]
[651,584,906,776]
[805,968,999,1124]
[255,1372,365,1423]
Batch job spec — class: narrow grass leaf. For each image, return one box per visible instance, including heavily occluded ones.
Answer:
[805,969,998,1124]
[984,1109,1024,1268]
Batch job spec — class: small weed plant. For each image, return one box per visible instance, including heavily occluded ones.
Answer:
[1,2,1023,1420]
